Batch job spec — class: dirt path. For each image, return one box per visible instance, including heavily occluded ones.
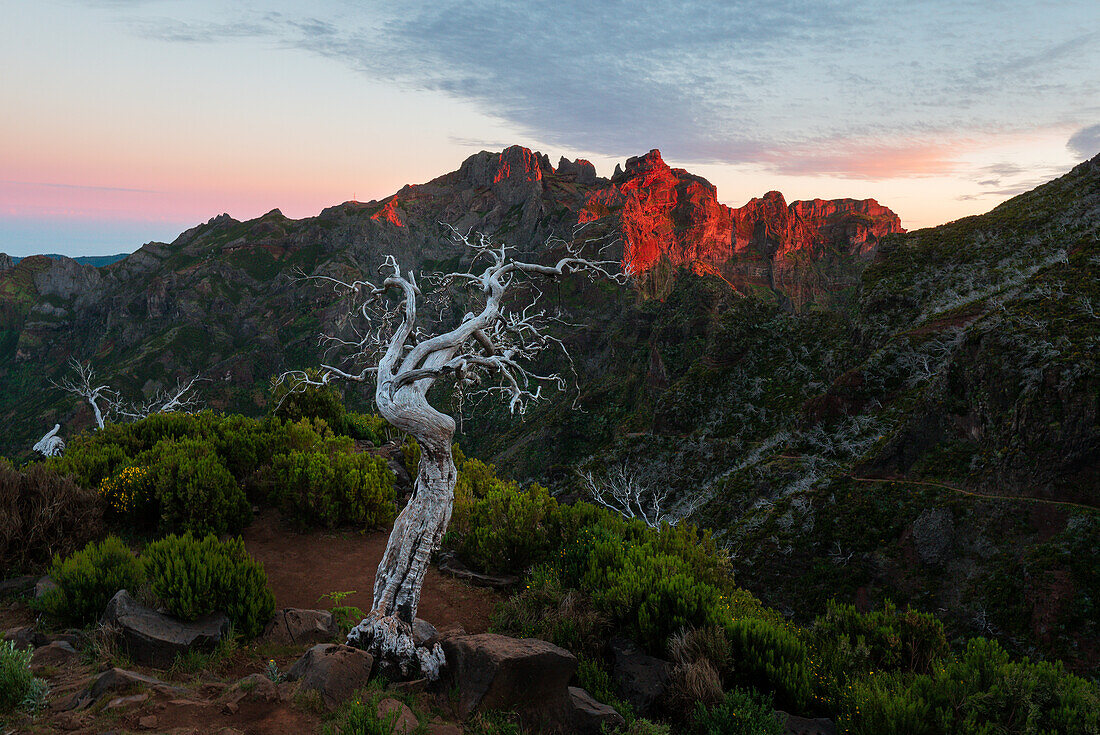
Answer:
[243,510,501,633]
[847,475,1099,512]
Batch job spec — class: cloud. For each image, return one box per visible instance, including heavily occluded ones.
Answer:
[120,0,1100,178]
[1068,123,1100,159]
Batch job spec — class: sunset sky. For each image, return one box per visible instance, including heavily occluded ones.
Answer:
[2,0,1099,256]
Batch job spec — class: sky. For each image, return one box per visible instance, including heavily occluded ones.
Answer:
[2,0,1098,256]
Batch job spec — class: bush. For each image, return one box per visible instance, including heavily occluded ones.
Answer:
[271,449,395,529]
[0,640,47,714]
[144,533,275,639]
[37,536,145,626]
[689,687,784,735]
[843,637,1100,735]
[490,565,608,655]
[447,459,559,574]
[0,463,103,575]
[145,438,250,536]
[723,618,812,711]
[271,373,348,433]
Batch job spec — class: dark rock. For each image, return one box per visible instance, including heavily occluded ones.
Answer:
[0,253,12,271]
[780,711,837,735]
[566,686,625,734]
[0,575,37,598]
[34,575,57,599]
[30,640,78,670]
[2,625,47,651]
[285,643,374,709]
[609,635,670,714]
[377,697,418,734]
[226,673,280,703]
[438,632,577,720]
[412,618,439,646]
[262,608,338,645]
[436,551,518,589]
[101,589,229,668]
[65,668,184,710]
[912,508,955,566]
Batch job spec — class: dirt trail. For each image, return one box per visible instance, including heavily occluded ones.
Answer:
[847,475,1098,512]
[243,510,501,633]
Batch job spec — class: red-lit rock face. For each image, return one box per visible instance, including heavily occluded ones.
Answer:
[370,198,404,227]
[578,149,903,285]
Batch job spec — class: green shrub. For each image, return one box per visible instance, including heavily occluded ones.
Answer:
[489,565,608,655]
[144,533,275,639]
[145,438,249,536]
[0,640,47,714]
[271,449,395,529]
[843,637,1100,735]
[271,372,348,432]
[343,412,393,444]
[0,462,104,575]
[724,618,812,711]
[447,460,559,574]
[321,686,403,735]
[37,536,145,625]
[689,687,783,735]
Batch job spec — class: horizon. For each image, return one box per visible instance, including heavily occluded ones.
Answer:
[2,0,1098,257]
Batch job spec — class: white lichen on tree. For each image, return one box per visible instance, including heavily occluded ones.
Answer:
[280,225,626,678]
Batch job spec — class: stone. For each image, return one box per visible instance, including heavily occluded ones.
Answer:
[262,608,338,645]
[227,673,280,703]
[0,574,37,598]
[609,635,671,714]
[566,686,625,734]
[0,253,12,271]
[412,618,439,646]
[780,711,837,735]
[427,724,462,735]
[104,693,150,711]
[2,625,40,651]
[436,551,519,589]
[285,643,374,710]
[34,575,57,599]
[377,697,418,734]
[101,589,229,668]
[30,640,78,670]
[66,668,184,710]
[139,714,158,729]
[438,632,577,720]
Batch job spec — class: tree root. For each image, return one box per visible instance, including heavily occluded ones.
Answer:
[347,612,445,681]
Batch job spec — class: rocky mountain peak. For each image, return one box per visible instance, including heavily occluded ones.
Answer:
[0,253,12,272]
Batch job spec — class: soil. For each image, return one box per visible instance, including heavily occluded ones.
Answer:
[3,513,502,734]
[243,510,501,634]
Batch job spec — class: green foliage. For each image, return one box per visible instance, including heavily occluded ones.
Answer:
[843,638,1100,735]
[0,640,47,714]
[271,445,395,529]
[689,687,783,735]
[322,686,405,735]
[489,565,607,655]
[0,462,104,575]
[319,591,365,637]
[37,536,145,626]
[145,437,250,536]
[144,533,275,639]
[270,371,347,432]
[723,618,811,711]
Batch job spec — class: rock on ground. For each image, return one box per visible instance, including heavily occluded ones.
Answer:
[65,668,184,711]
[262,608,338,645]
[609,634,670,714]
[377,697,418,734]
[567,686,626,734]
[101,589,228,668]
[285,643,374,710]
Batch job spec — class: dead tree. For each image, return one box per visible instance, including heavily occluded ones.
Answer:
[579,464,671,528]
[33,424,65,457]
[54,359,116,429]
[54,359,204,428]
[280,225,626,677]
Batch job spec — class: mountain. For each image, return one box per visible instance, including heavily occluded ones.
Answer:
[1,146,1097,675]
[4,253,132,268]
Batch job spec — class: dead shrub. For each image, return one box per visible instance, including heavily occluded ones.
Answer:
[663,658,724,715]
[0,463,104,574]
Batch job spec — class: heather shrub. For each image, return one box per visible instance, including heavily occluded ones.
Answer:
[145,437,249,536]
[144,532,274,639]
[843,637,1100,735]
[723,618,812,711]
[37,536,145,625]
[689,687,783,735]
[270,372,347,432]
[0,640,47,714]
[0,462,103,574]
[271,449,395,529]
[489,565,608,655]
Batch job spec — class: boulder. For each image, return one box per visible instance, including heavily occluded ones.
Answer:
[34,575,57,599]
[780,711,837,735]
[30,640,78,670]
[438,632,577,720]
[377,697,418,734]
[262,608,338,645]
[225,673,281,704]
[0,575,37,598]
[2,625,41,651]
[436,551,519,589]
[65,668,184,710]
[609,635,671,714]
[101,589,229,668]
[412,618,439,646]
[566,686,625,734]
[285,643,374,709]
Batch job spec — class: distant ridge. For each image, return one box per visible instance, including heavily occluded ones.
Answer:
[8,253,130,267]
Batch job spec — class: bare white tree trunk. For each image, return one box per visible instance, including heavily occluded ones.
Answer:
[284,226,626,679]
[33,423,65,457]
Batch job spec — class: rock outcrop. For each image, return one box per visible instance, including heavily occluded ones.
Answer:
[285,643,375,709]
[101,589,229,668]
